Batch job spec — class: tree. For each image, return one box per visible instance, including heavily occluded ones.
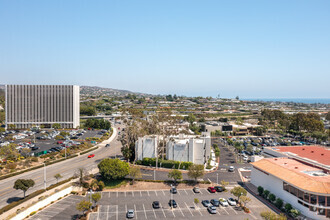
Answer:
[326,112,330,121]
[8,124,16,130]
[129,166,142,184]
[98,158,129,181]
[121,146,132,161]
[98,181,105,191]
[230,186,247,202]
[168,169,182,184]
[90,179,99,191]
[76,200,92,215]
[284,203,292,213]
[0,143,19,161]
[269,193,276,203]
[54,173,63,184]
[187,164,204,183]
[275,198,284,209]
[74,167,88,187]
[260,211,287,220]
[220,180,229,190]
[13,179,35,198]
[52,123,61,130]
[240,196,251,207]
[91,192,101,206]
[257,186,264,196]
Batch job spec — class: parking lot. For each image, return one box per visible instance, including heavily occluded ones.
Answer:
[88,188,268,220]
[29,195,83,220]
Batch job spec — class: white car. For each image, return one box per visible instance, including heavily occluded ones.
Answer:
[227,198,237,206]
[243,155,248,161]
[126,209,134,218]
[219,198,229,207]
[207,206,217,214]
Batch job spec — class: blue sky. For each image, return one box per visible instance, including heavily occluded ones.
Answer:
[1,0,329,98]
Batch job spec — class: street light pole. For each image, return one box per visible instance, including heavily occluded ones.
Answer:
[43,163,46,190]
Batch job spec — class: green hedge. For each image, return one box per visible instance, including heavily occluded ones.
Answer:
[0,189,46,215]
[136,158,193,170]
[80,147,98,155]
[129,178,211,184]
[0,155,78,181]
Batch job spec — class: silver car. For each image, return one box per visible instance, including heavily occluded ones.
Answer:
[207,206,217,214]
[126,209,134,218]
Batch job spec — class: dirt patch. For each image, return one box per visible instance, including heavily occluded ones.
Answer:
[103,181,211,191]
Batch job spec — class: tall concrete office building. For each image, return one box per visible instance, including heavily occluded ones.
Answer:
[5,85,80,129]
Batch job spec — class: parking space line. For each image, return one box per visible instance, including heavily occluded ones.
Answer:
[199,189,203,194]
[125,204,127,212]
[116,191,118,198]
[140,191,142,197]
[147,191,150,196]
[171,208,176,217]
[185,202,193,216]
[177,190,180,195]
[184,189,188,195]
[125,191,126,197]
[249,210,258,220]
[177,204,185,217]
[142,204,147,219]
[97,205,101,220]
[132,191,134,197]
[106,205,109,220]
[116,205,118,220]
[134,204,138,219]
[162,190,165,196]
[230,206,238,214]
[152,207,157,218]
[221,206,229,215]
[194,204,203,216]
[108,192,111,198]
[154,190,157,196]
[161,207,166,218]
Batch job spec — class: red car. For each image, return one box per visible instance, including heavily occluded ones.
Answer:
[57,141,63,144]
[208,187,216,193]
[88,154,95,158]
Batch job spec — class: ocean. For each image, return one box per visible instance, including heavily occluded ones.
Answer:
[243,98,330,104]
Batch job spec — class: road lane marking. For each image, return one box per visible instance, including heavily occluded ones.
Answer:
[143,204,147,219]
[185,202,193,216]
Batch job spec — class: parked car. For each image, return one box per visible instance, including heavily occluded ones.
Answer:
[207,206,217,214]
[88,154,95,158]
[202,200,211,207]
[152,201,160,209]
[227,198,237,206]
[228,166,235,172]
[193,187,200,193]
[210,199,220,207]
[214,186,224,192]
[219,198,229,207]
[105,144,110,147]
[169,199,177,208]
[31,146,39,151]
[208,187,216,193]
[170,187,177,194]
[126,210,134,218]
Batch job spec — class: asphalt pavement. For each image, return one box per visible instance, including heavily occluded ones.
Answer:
[0,127,121,209]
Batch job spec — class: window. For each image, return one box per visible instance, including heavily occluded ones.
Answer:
[309,206,317,212]
[303,192,310,203]
[318,196,325,206]
[298,190,304,200]
[290,186,298,197]
[327,197,330,207]
[310,194,317,205]
[283,182,289,192]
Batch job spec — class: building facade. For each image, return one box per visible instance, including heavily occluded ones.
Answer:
[135,136,159,161]
[251,158,330,219]
[5,85,80,129]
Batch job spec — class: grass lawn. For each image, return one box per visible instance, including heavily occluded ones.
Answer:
[103,179,128,189]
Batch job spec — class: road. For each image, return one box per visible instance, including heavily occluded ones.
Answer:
[0,127,121,209]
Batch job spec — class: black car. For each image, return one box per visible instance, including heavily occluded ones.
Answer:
[31,146,40,151]
[105,144,110,147]
[152,201,160,209]
[214,186,224,192]
[170,187,177,194]
[210,199,220,207]
[169,200,177,208]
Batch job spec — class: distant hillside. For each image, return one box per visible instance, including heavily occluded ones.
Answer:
[80,86,151,97]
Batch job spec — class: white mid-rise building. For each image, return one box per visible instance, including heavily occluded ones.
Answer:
[135,136,159,161]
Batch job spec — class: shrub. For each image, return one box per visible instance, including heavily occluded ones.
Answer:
[275,198,284,209]
[243,207,250,213]
[6,163,17,170]
[98,181,105,191]
[290,209,300,218]
[82,182,89,189]
[30,211,36,216]
[268,194,276,203]
[31,157,38,162]
[257,186,264,196]
[263,190,270,199]
[284,203,292,213]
